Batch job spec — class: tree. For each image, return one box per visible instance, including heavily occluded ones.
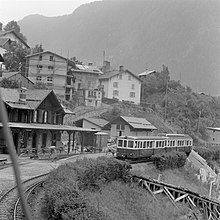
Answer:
[4,20,27,42]
[32,44,44,54]
[0,78,19,88]
[3,41,30,74]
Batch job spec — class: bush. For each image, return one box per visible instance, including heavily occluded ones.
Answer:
[152,152,187,171]
[194,145,220,161]
[42,157,131,219]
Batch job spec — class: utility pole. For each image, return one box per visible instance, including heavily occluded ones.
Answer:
[164,80,168,122]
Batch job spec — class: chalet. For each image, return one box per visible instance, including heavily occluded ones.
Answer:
[0,72,35,89]
[0,29,30,49]
[0,88,98,155]
[103,116,157,137]
[99,61,142,104]
[207,127,220,145]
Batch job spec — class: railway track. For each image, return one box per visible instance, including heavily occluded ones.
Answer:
[132,175,220,220]
[0,173,49,220]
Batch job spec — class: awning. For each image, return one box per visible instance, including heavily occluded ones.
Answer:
[0,122,99,132]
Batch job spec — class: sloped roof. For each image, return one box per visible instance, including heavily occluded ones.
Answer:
[138,70,156,77]
[0,88,57,110]
[0,37,10,47]
[121,116,157,130]
[0,30,30,48]
[99,69,141,81]
[84,117,109,128]
[207,127,220,132]
[74,64,103,74]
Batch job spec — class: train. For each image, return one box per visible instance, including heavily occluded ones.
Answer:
[116,134,193,160]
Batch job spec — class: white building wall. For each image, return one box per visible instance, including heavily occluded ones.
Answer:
[207,129,220,144]
[83,120,101,130]
[100,72,141,104]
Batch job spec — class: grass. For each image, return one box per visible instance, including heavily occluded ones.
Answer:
[131,162,210,198]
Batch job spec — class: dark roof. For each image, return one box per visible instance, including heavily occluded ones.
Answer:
[138,70,156,77]
[99,69,141,81]
[0,30,30,48]
[0,88,63,111]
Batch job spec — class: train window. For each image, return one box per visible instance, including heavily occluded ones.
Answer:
[123,140,127,148]
[147,141,149,148]
[156,142,158,148]
[118,140,123,147]
[137,141,140,148]
[150,141,153,148]
[162,141,164,147]
[167,141,170,147]
[134,141,138,148]
[140,142,143,148]
[143,141,146,148]
[128,140,134,148]
[172,140,175,146]
[165,140,167,146]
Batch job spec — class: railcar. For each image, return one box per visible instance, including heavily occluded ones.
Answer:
[116,134,193,160]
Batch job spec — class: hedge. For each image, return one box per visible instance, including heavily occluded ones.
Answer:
[194,146,220,161]
[152,151,187,171]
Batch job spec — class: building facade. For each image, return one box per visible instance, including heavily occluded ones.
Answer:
[0,88,65,154]
[104,116,157,138]
[99,63,142,104]
[207,127,220,144]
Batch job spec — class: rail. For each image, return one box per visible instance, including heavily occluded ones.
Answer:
[132,175,220,220]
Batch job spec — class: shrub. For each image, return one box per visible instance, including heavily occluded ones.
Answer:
[42,157,131,219]
[194,145,220,161]
[152,151,187,171]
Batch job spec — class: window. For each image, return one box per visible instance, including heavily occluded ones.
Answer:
[116,124,125,130]
[113,82,118,88]
[37,65,43,69]
[143,141,146,148]
[118,140,123,147]
[113,90,119,96]
[47,77,53,81]
[130,92,135,98]
[48,66,54,70]
[123,140,127,148]
[36,76,42,81]
[128,75,131,80]
[39,55,42,61]
[128,141,134,148]
[131,84,135,89]
[49,56,54,61]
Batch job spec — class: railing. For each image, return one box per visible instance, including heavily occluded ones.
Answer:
[132,175,220,220]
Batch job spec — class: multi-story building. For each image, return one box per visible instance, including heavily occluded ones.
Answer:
[26,51,76,100]
[26,51,103,105]
[99,61,142,104]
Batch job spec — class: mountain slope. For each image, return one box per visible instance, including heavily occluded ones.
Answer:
[18,0,220,95]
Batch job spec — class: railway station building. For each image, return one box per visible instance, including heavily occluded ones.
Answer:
[0,87,98,155]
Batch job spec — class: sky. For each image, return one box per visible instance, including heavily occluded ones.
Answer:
[0,0,99,25]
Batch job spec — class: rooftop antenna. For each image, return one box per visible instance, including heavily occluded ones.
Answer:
[103,50,105,65]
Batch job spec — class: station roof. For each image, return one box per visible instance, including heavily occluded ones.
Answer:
[0,122,99,132]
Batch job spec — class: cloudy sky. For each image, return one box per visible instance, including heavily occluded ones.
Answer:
[0,0,99,25]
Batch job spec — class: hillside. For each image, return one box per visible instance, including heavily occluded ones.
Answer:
[18,0,220,95]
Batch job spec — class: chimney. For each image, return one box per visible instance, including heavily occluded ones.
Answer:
[19,87,27,102]
[0,22,2,31]
[102,60,110,73]
[119,65,124,72]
